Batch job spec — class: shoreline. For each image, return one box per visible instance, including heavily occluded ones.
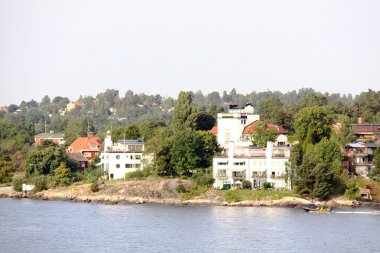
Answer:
[1,184,378,208]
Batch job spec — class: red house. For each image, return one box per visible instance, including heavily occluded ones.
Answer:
[34,132,65,146]
[66,132,102,166]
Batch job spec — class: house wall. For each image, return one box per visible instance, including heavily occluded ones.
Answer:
[213,143,290,190]
[107,152,144,179]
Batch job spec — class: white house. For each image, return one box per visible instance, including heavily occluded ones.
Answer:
[216,103,260,148]
[213,142,291,190]
[99,134,146,180]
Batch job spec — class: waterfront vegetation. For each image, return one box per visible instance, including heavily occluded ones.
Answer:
[0,89,380,202]
[224,190,300,203]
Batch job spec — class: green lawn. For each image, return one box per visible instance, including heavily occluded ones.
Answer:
[222,189,300,203]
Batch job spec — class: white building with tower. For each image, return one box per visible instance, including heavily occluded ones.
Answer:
[211,103,291,190]
[98,133,146,180]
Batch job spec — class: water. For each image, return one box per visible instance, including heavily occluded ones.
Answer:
[0,199,379,253]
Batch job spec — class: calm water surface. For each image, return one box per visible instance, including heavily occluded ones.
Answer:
[0,198,379,253]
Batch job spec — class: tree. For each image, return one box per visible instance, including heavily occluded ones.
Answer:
[139,120,166,141]
[369,148,380,180]
[169,129,203,176]
[65,117,94,145]
[54,162,71,179]
[331,115,354,148]
[0,160,13,183]
[249,121,277,148]
[258,98,284,125]
[173,91,193,131]
[145,127,175,176]
[293,106,333,152]
[25,146,76,177]
[186,111,215,131]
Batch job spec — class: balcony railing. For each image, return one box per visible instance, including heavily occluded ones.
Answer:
[252,174,267,179]
[232,173,245,179]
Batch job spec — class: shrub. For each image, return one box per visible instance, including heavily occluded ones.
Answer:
[125,170,145,180]
[345,180,359,200]
[263,182,272,190]
[31,176,48,193]
[242,180,252,190]
[13,177,25,192]
[176,183,188,193]
[191,172,215,187]
[90,181,99,192]
[224,191,242,203]
[54,163,71,179]
[0,161,14,184]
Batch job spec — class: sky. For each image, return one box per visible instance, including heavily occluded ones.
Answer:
[0,0,380,105]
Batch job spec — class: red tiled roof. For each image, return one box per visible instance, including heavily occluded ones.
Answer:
[67,136,102,153]
[211,126,218,134]
[242,120,287,135]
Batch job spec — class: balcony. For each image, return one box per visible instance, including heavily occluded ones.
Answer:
[252,174,267,179]
[232,172,245,179]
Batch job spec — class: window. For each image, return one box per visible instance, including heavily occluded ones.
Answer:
[129,145,143,152]
[125,164,141,169]
[110,173,114,179]
[116,164,120,168]
[116,155,120,160]
[241,119,246,124]
[233,162,245,166]
[131,154,141,160]
[218,170,226,177]
[83,152,91,157]
[217,162,228,166]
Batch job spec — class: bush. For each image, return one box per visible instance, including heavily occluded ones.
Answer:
[0,161,14,184]
[90,181,99,192]
[191,172,215,187]
[13,177,25,192]
[31,176,48,193]
[263,182,272,190]
[345,180,359,200]
[242,180,252,190]
[125,170,145,180]
[224,191,242,203]
[176,183,188,193]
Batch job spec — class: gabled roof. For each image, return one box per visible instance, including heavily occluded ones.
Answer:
[242,120,287,135]
[211,126,218,134]
[68,136,102,153]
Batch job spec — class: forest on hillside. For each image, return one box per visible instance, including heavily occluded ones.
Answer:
[0,88,379,173]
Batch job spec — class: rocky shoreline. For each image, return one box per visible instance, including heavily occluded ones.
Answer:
[1,179,378,208]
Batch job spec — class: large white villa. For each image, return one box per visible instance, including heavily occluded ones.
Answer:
[212,103,291,190]
[98,134,146,179]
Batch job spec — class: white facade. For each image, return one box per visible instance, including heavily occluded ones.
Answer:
[213,142,291,189]
[217,104,260,148]
[99,135,146,180]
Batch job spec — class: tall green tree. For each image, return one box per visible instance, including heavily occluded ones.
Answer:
[173,91,193,131]
[186,111,215,131]
[293,106,333,152]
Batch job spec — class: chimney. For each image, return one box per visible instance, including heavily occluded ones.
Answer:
[87,132,94,137]
[358,117,365,124]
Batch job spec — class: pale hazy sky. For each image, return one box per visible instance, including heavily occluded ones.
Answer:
[1,0,379,105]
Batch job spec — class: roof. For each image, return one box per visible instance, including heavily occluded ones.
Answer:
[211,126,218,134]
[67,152,88,162]
[350,123,380,126]
[35,132,65,139]
[117,139,144,145]
[346,142,366,148]
[68,136,102,152]
[242,120,287,135]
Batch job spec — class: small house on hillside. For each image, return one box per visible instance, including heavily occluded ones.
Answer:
[34,131,65,146]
